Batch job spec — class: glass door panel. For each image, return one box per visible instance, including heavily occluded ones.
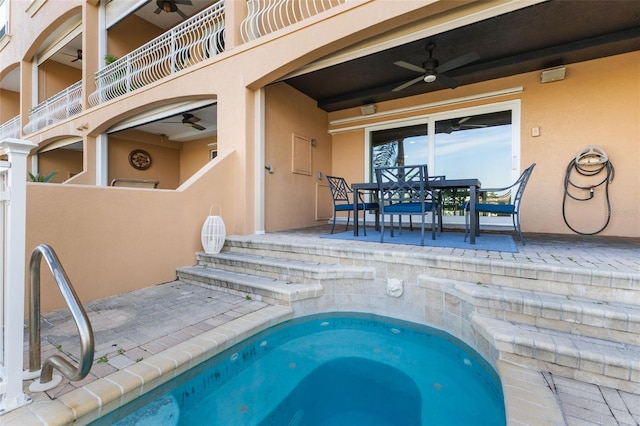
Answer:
[433,110,512,217]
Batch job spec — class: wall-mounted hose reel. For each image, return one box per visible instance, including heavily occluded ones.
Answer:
[562,145,615,235]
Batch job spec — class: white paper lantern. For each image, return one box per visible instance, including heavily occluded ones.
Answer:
[201,205,226,254]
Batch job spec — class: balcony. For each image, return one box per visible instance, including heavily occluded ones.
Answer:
[0,116,20,140]
[89,1,225,106]
[23,81,82,134]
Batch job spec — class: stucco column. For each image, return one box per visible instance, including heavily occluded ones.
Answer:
[82,0,100,108]
[216,84,257,235]
[19,61,33,137]
[223,0,248,50]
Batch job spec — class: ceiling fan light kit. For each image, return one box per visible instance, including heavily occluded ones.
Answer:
[423,74,437,83]
[393,43,480,92]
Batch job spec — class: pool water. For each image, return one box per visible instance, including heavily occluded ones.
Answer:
[94,313,505,426]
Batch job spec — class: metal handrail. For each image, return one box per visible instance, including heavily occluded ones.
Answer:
[27,244,94,388]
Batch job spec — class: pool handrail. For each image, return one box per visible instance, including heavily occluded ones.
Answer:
[26,244,94,391]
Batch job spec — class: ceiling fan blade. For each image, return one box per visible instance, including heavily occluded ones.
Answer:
[191,123,206,131]
[457,117,471,125]
[436,51,480,74]
[392,76,424,92]
[436,73,461,89]
[176,8,188,19]
[186,115,201,123]
[394,61,425,74]
[154,7,162,14]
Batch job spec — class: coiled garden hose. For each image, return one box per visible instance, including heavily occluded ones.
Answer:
[562,157,614,235]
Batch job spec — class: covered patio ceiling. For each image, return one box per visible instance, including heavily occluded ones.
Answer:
[283,0,640,112]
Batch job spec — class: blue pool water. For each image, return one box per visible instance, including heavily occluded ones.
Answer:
[93,313,505,426]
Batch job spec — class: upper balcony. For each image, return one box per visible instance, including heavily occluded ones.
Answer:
[4,0,348,135]
[89,0,346,106]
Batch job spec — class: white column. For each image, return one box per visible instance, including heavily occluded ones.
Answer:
[0,138,36,413]
[96,133,108,186]
[254,88,266,234]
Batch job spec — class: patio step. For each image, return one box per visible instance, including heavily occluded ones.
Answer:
[222,236,639,305]
[472,314,640,393]
[420,276,640,346]
[176,265,323,306]
[196,251,374,285]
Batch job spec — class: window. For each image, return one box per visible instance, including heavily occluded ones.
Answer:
[0,0,8,39]
[367,101,520,224]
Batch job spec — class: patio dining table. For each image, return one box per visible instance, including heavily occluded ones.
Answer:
[351,178,482,244]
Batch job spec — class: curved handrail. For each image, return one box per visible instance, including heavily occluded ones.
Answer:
[28,244,94,386]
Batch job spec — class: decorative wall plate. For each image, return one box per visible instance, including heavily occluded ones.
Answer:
[129,149,151,170]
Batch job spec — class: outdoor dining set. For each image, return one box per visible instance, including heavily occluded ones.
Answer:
[326,163,535,246]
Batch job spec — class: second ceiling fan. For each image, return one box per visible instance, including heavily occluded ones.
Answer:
[163,113,206,131]
[393,44,480,91]
[154,0,193,19]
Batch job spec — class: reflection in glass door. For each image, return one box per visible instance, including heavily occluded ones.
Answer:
[370,123,428,180]
[433,110,512,217]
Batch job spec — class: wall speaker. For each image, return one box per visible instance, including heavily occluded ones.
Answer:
[541,67,566,83]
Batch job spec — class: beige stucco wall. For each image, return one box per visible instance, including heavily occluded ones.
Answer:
[38,59,81,101]
[108,131,181,189]
[38,148,83,183]
[329,51,640,237]
[107,14,164,60]
[0,88,19,119]
[264,83,332,232]
[27,150,239,311]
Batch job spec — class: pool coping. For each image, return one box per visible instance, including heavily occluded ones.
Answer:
[3,306,564,425]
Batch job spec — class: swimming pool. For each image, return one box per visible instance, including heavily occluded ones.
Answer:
[92,313,505,425]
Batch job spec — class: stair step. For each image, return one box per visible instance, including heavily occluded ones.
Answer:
[420,276,640,346]
[197,251,374,284]
[223,236,639,304]
[176,265,323,305]
[472,314,640,393]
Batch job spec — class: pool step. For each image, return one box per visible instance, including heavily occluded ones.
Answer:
[419,276,640,392]
[472,314,640,393]
[197,251,374,285]
[422,276,640,346]
[176,265,323,306]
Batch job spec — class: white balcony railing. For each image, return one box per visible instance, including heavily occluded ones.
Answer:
[0,116,20,140]
[88,0,225,106]
[240,0,346,42]
[23,81,82,134]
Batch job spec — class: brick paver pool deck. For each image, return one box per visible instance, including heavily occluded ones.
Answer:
[6,228,640,425]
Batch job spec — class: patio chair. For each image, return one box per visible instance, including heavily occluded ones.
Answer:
[375,164,440,245]
[404,175,445,233]
[465,163,536,244]
[326,176,379,235]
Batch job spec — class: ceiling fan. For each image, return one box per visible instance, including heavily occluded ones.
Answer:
[163,113,206,131]
[392,44,480,91]
[154,0,192,19]
[60,49,82,63]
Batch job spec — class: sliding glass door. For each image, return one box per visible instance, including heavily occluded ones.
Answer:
[367,101,520,224]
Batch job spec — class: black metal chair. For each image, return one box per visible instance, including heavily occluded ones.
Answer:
[375,164,440,245]
[465,163,536,244]
[326,176,378,235]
